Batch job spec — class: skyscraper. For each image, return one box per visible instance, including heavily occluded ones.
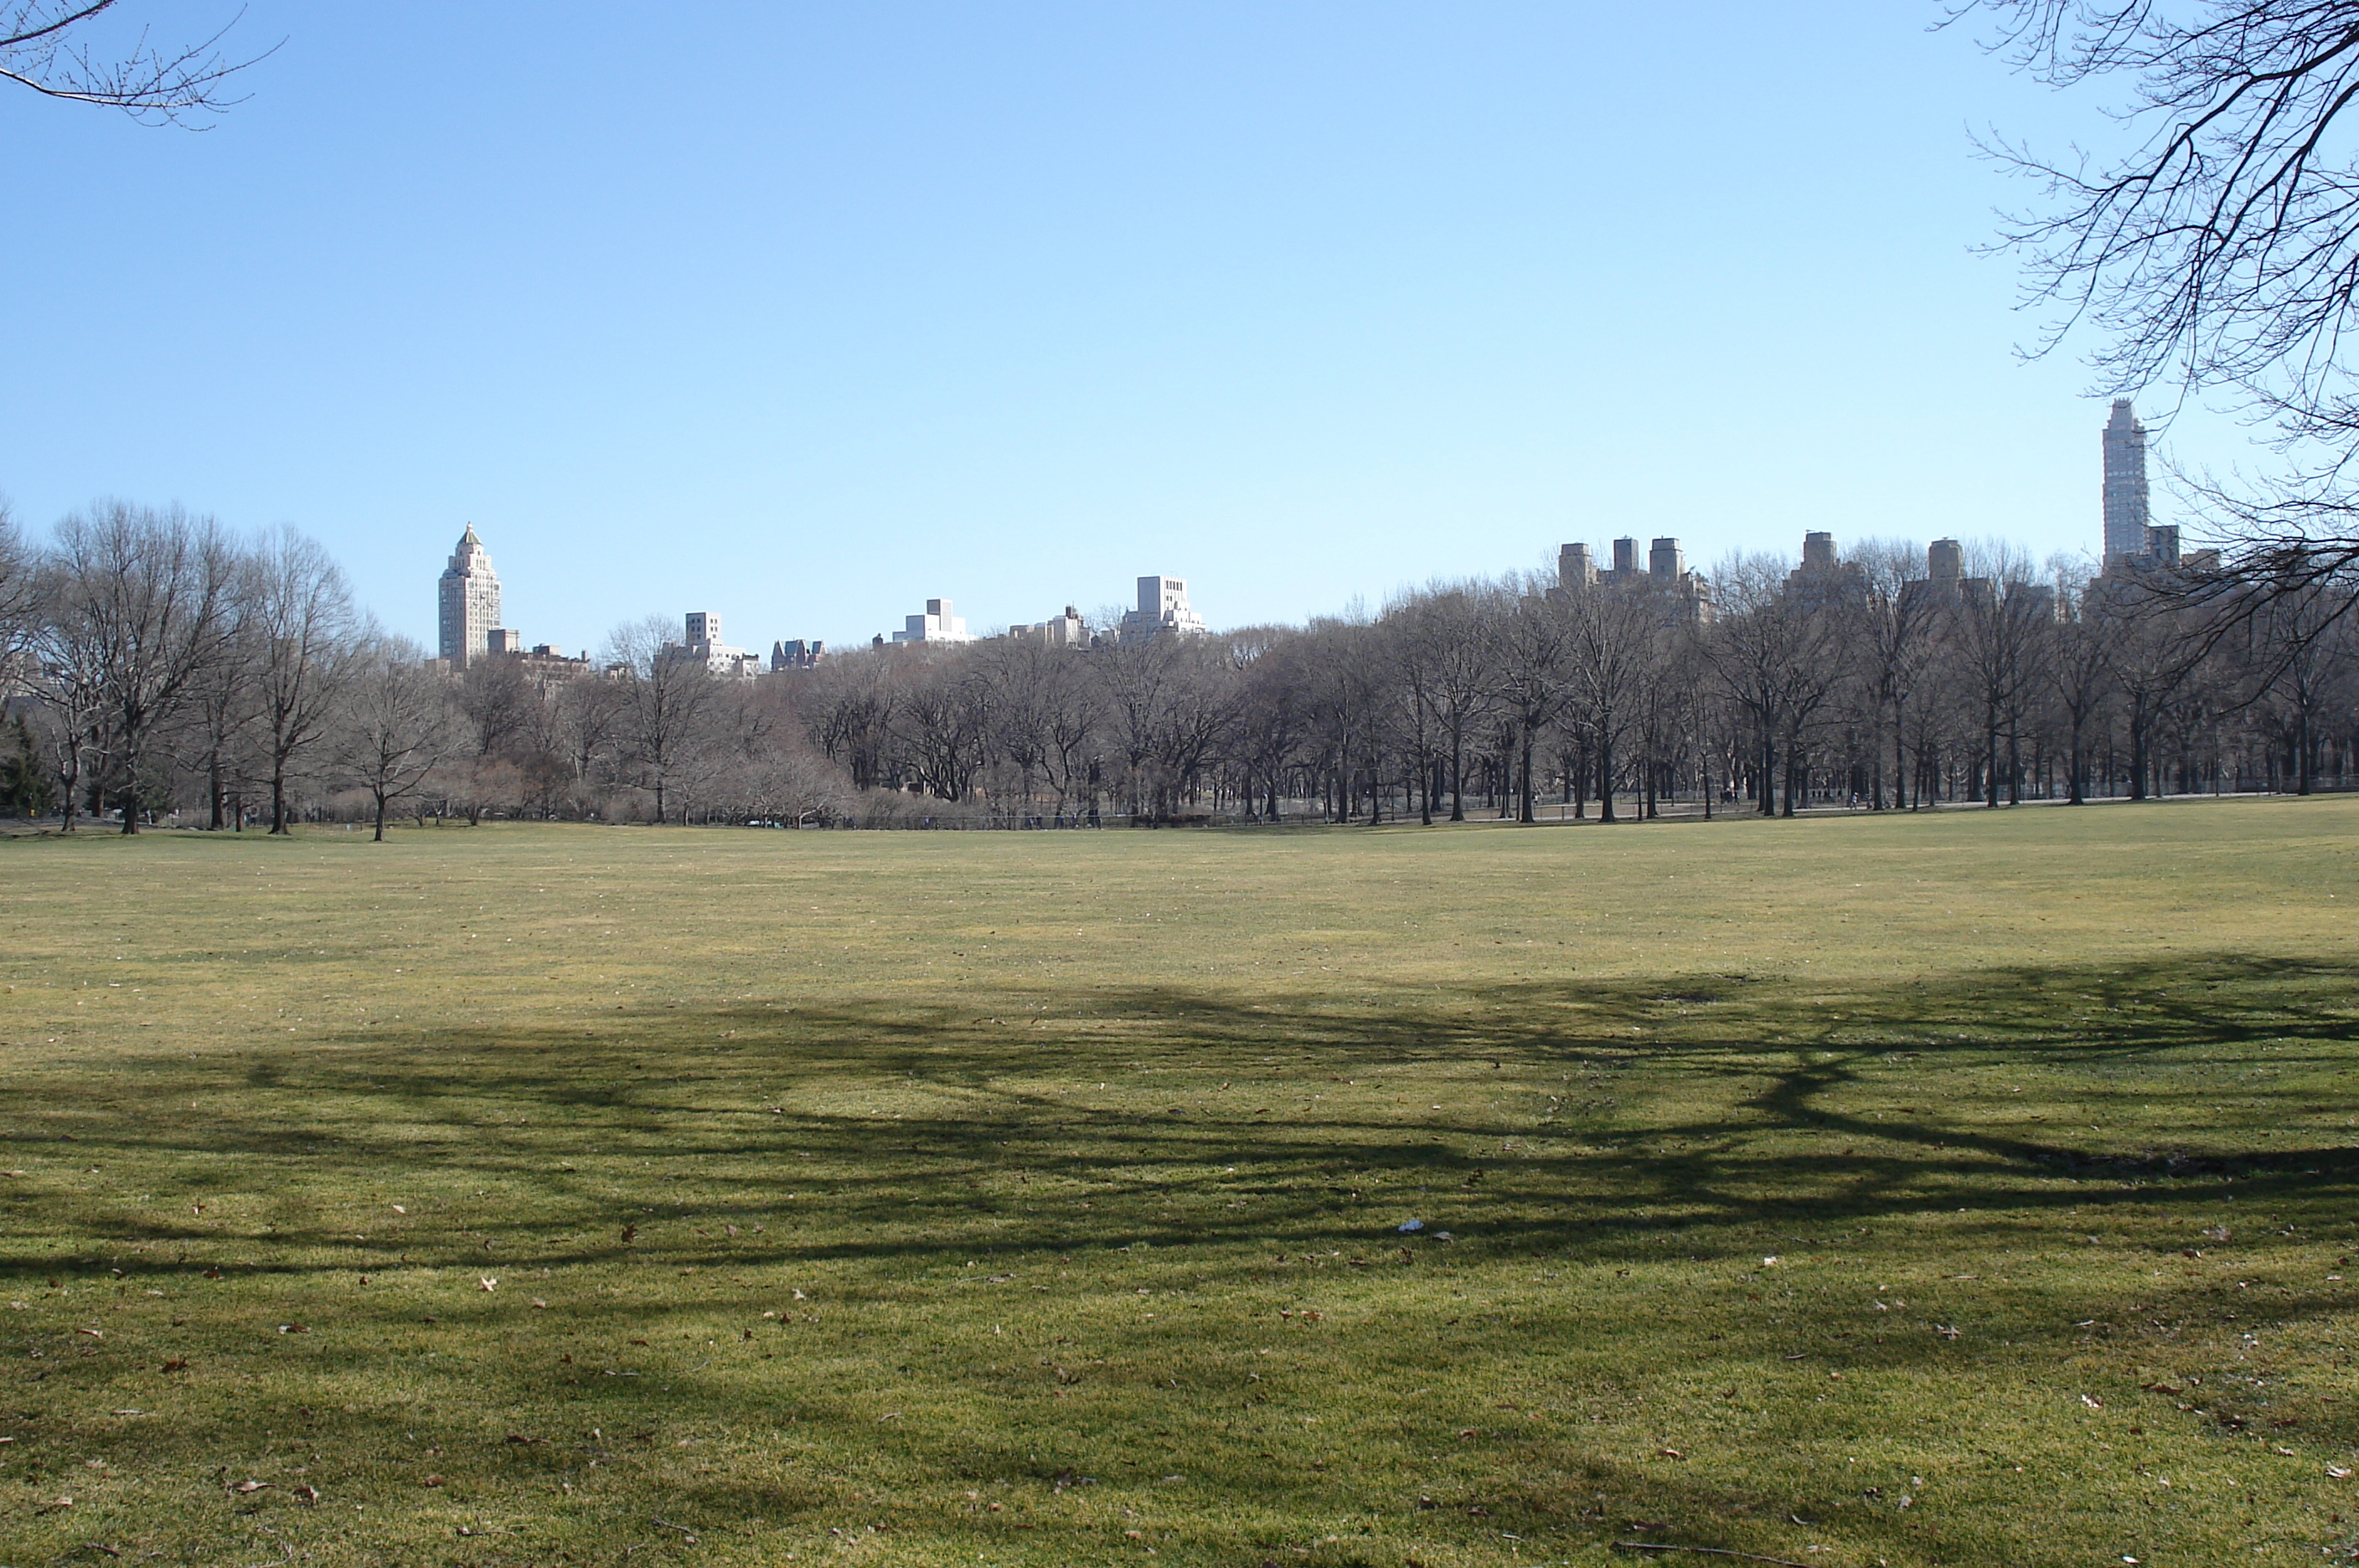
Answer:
[436,525,502,668]
[2102,399,2152,564]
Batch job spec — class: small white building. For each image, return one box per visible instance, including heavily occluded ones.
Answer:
[1119,575,1207,641]
[664,611,762,678]
[890,597,976,645]
[1008,605,1090,647]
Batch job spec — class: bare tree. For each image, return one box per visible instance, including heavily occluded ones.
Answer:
[182,582,260,829]
[1230,628,1314,823]
[0,503,33,654]
[1,2,269,122]
[1494,582,1568,823]
[797,650,901,792]
[2047,571,2118,802]
[333,637,455,841]
[1143,637,1242,818]
[1964,0,2359,621]
[1092,633,1185,820]
[1848,539,1935,808]
[1374,605,1444,825]
[2242,568,2347,791]
[549,672,622,807]
[603,616,720,823]
[250,525,358,833]
[1559,586,1655,822]
[896,651,994,805]
[1944,541,2052,806]
[34,502,239,832]
[2091,575,2197,797]
[1702,554,1845,817]
[975,637,1102,820]
[1398,587,1500,823]
[457,653,537,761]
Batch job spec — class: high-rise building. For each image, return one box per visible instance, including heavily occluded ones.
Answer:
[1550,535,1711,622]
[1120,576,1208,640]
[436,525,503,668]
[2102,399,2152,564]
[890,597,976,644]
[1784,531,1868,610]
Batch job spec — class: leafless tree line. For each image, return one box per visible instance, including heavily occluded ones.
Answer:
[0,508,861,836]
[788,539,2355,824]
[3,504,2351,837]
[0,501,408,836]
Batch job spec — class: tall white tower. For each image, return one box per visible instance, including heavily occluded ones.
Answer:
[2102,400,2152,564]
[437,525,503,668]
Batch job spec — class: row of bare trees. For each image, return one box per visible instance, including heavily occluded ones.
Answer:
[0,508,860,834]
[787,539,2355,826]
[0,502,454,838]
[3,503,2351,834]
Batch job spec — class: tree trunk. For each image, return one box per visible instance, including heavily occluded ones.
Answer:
[1893,704,1909,811]
[1985,711,2000,808]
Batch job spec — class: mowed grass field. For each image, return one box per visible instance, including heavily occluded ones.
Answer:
[2,802,2357,1568]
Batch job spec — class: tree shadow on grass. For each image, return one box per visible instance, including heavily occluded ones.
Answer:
[0,952,2354,1563]
[10,950,2355,1269]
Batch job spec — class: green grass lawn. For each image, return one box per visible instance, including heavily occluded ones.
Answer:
[2,800,2356,1567]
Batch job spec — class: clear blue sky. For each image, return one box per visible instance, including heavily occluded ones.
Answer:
[0,1,2251,653]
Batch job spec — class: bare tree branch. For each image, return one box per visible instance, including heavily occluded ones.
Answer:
[0,1,274,125]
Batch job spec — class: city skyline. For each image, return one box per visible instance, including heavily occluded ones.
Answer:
[439,399,2149,663]
[0,3,2268,662]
